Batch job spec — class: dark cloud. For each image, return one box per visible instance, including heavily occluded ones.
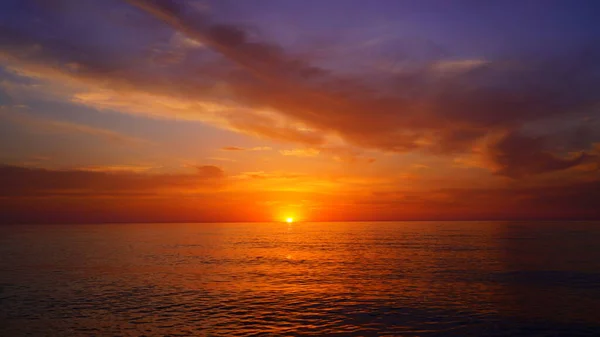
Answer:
[0,164,225,197]
[356,180,600,220]
[483,131,594,178]
[195,164,224,178]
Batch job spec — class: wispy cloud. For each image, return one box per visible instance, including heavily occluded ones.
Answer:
[75,165,157,173]
[279,148,320,157]
[0,107,147,145]
[221,146,245,151]
[220,146,271,151]
[208,157,237,162]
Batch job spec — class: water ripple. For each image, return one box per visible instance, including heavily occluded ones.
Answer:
[2,221,600,336]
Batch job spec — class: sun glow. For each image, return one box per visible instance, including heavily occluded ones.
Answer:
[286,217,294,223]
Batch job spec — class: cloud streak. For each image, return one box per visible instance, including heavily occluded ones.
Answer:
[220,146,271,151]
[0,107,147,145]
[0,164,225,197]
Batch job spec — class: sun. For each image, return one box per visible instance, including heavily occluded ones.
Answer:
[286,217,294,223]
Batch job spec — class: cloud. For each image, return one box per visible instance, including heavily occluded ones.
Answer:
[119,1,600,163]
[481,131,592,178]
[1,0,599,176]
[278,146,377,163]
[250,146,272,151]
[234,171,305,181]
[76,165,157,173]
[128,1,599,139]
[350,179,600,220]
[170,31,204,49]
[279,148,320,157]
[196,164,225,178]
[0,16,325,145]
[0,107,147,145]
[220,146,271,151]
[208,157,236,162]
[221,146,244,151]
[429,59,489,74]
[410,164,429,170]
[1,163,598,222]
[453,130,598,178]
[0,164,226,197]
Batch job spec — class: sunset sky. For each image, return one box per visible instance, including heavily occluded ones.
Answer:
[1,0,599,223]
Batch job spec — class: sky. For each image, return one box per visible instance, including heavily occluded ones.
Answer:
[1,0,599,223]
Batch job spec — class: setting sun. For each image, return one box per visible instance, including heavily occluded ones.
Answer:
[286,217,294,223]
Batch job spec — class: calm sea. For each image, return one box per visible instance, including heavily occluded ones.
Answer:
[1,221,600,336]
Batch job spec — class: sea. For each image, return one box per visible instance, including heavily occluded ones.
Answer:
[1,221,600,336]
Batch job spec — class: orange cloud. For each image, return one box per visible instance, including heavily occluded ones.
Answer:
[220,146,271,151]
[76,165,157,173]
[221,146,245,151]
[279,148,320,157]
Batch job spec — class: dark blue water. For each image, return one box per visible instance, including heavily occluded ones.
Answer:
[1,221,600,336]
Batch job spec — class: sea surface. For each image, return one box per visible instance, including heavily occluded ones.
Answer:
[1,221,600,336]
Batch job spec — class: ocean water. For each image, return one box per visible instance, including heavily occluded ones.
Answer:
[1,221,600,336]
